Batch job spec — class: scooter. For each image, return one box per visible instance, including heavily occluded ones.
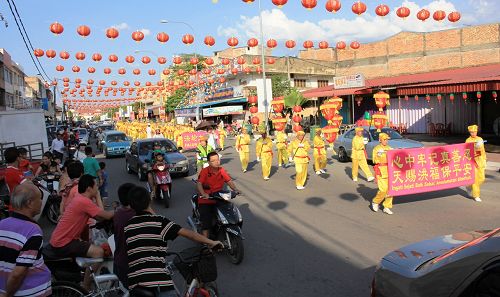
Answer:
[34,173,61,224]
[187,187,245,265]
[146,160,172,208]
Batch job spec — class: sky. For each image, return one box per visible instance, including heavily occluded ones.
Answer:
[0,0,499,101]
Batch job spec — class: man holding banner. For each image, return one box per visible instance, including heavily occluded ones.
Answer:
[235,129,251,173]
[351,127,374,182]
[465,125,487,202]
[371,133,394,215]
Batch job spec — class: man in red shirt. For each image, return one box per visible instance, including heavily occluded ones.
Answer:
[3,147,27,194]
[196,151,239,238]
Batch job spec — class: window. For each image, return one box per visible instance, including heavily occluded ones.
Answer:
[294,79,306,88]
[317,80,329,87]
[344,130,356,139]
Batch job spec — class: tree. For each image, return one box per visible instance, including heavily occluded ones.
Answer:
[271,75,291,98]
[284,88,308,108]
[165,87,188,114]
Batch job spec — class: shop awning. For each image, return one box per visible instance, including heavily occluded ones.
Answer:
[302,86,371,98]
[396,76,500,96]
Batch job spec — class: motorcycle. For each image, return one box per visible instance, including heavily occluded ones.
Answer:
[146,160,172,208]
[34,173,61,224]
[188,188,245,265]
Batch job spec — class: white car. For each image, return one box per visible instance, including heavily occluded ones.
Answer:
[76,128,89,145]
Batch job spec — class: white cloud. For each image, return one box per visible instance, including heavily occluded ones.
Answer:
[217,26,241,39]
[463,0,499,24]
[221,0,467,44]
[139,28,151,36]
[111,22,129,30]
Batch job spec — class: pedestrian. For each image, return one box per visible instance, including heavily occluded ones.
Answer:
[351,127,375,182]
[371,133,394,215]
[255,130,273,180]
[3,147,27,194]
[207,129,217,150]
[112,183,136,287]
[152,128,164,138]
[275,129,289,167]
[98,162,108,200]
[288,131,311,190]
[465,124,486,202]
[74,143,87,162]
[235,128,251,172]
[146,123,152,138]
[82,147,103,185]
[0,182,52,297]
[60,160,84,214]
[125,186,222,296]
[313,128,327,175]
[51,131,65,161]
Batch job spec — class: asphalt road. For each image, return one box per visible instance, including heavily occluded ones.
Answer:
[40,136,500,297]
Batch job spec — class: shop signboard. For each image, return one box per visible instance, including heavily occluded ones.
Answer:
[333,74,365,89]
[203,105,244,117]
[175,107,198,118]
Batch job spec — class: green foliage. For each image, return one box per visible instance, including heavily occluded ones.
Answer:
[165,87,188,113]
[284,89,308,108]
[131,102,142,113]
[271,75,291,98]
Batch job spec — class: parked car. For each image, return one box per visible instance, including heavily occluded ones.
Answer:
[372,228,500,297]
[125,138,190,180]
[101,131,131,158]
[333,126,424,162]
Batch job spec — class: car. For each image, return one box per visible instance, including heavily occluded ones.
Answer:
[98,124,114,132]
[74,128,89,145]
[101,131,131,158]
[46,125,57,144]
[371,228,500,297]
[125,138,190,180]
[333,126,424,162]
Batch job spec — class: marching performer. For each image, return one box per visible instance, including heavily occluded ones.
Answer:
[371,133,394,215]
[288,131,311,190]
[218,126,227,151]
[313,128,327,175]
[465,125,487,202]
[235,128,251,172]
[255,130,273,180]
[275,130,289,167]
[351,127,374,182]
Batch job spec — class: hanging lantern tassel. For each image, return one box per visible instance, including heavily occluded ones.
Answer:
[462,92,468,102]
[437,94,442,104]
[476,91,481,103]
[425,94,431,103]
[449,93,455,104]
[493,91,497,103]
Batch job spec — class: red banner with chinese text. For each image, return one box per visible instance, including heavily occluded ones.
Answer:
[387,143,476,196]
[181,131,208,150]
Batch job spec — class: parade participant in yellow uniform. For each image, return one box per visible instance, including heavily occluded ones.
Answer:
[275,130,289,167]
[313,128,327,175]
[371,133,393,215]
[235,128,251,172]
[218,126,227,151]
[255,130,273,180]
[351,127,375,182]
[465,125,486,202]
[288,131,311,190]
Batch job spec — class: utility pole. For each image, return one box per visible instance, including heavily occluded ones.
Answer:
[53,84,57,126]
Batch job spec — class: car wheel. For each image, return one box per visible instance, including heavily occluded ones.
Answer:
[338,147,349,163]
[104,149,108,159]
[126,161,133,174]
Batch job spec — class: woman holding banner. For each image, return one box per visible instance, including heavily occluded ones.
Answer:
[371,133,394,215]
[465,125,487,202]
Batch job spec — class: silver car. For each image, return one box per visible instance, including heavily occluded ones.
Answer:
[333,127,424,162]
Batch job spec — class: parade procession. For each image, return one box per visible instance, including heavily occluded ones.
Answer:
[1,1,500,297]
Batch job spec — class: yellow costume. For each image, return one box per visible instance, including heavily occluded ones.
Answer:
[313,132,327,173]
[465,125,486,201]
[256,135,273,180]
[289,132,311,189]
[351,128,374,181]
[236,132,251,172]
[218,128,227,150]
[275,131,289,167]
[372,133,393,214]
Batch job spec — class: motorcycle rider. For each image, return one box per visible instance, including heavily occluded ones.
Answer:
[147,146,171,199]
[67,134,79,160]
[196,151,240,238]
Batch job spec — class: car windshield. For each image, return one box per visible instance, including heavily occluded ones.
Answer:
[78,129,87,135]
[106,134,128,142]
[139,140,177,155]
[100,125,113,131]
[370,128,403,140]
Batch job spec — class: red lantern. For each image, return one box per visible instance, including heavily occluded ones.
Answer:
[122,56,133,64]
[87,79,94,85]
[49,22,64,35]
[162,69,170,75]
[303,40,314,49]
[271,97,285,113]
[242,0,255,3]
[237,57,246,65]
[247,38,259,47]
[249,106,258,114]
[293,105,302,113]
[417,9,430,21]
[109,54,118,63]
[285,40,296,49]
[182,34,194,45]
[375,4,390,17]
[476,91,482,102]
[178,69,185,76]
[318,41,329,49]
[272,0,288,7]
[293,125,303,133]
[142,56,151,64]
[34,49,44,57]
[336,41,346,50]
[425,94,431,102]
[437,94,442,103]
[267,39,277,48]
[231,68,239,75]
[190,57,199,65]
[203,68,211,75]
[404,95,409,101]
[244,67,252,74]
[320,97,343,123]
[372,112,388,132]
[92,53,102,62]
[325,0,341,12]
[252,57,261,65]
[77,25,91,37]
[205,58,214,65]
[433,10,446,21]
[157,32,169,43]
[88,67,96,73]
[189,69,197,75]
[251,116,260,125]
[396,6,411,18]
[322,125,339,143]
[63,77,70,82]
[72,66,80,73]
[355,97,363,106]
[124,81,130,86]
[46,49,56,58]
[227,37,239,47]
[204,36,215,47]
[118,68,126,75]
[350,41,361,50]
[134,81,141,87]
[157,57,167,64]
[217,68,225,75]
[248,96,258,104]
[448,11,461,23]
[99,80,106,85]
[56,65,64,72]
[492,91,497,103]
[173,56,182,64]
[221,58,230,65]
[132,31,145,42]
[352,1,367,15]
[301,0,317,10]
[462,92,468,101]
[219,77,226,83]
[59,51,69,59]
[74,52,85,61]
[106,27,119,39]
[267,57,276,65]
[272,117,287,131]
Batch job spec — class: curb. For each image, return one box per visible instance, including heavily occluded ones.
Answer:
[486,161,500,172]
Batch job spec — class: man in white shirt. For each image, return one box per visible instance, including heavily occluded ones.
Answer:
[51,132,65,161]
[152,128,164,139]
[207,129,217,150]
[146,123,152,138]
[73,143,87,161]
